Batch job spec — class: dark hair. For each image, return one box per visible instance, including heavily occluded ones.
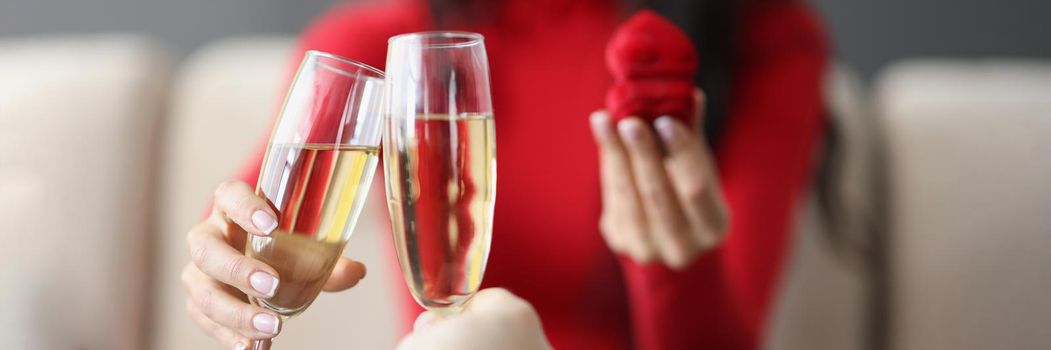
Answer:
[643,0,737,148]
[427,0,738,149]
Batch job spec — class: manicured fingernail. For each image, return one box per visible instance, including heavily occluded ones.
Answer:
[655,116,680,144]
[253,313,280,335]
[252,210,277,235]
[234,342,247,350]
[250,271,278,297]
[617,118,644,143]
[590,111,612,140]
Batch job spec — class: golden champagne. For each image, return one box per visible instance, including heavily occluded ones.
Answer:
[385,114,496,312]
[248,144,378,317]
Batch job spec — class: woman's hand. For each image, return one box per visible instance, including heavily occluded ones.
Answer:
[589,91,730,269]
[181,180,367,349]
[397,288,552,350]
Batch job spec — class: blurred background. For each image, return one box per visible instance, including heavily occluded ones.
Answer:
[3,0,1051,77]
[2,0,1049,349]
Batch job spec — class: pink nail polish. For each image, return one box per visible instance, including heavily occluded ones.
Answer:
[253,313,280,335]
[251,210,277,235]
[655,116,679,144]
[590,111,612,139]
[249,271,278,297]
[617,119,644,143]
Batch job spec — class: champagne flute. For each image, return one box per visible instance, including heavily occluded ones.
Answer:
[383,32,497,314]
[246,50,385,349]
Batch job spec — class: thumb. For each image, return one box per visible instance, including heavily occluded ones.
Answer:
[413,311,444,333]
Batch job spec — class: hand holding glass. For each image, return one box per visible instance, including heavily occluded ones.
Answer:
[247,51,384,349]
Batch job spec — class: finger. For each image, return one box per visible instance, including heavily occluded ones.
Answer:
[462,288,545,341]
[413,311,444,333]
[183,264,283,339]
[590,110,645,258]
[464,287,518,311]
[186,222,280,298]
[617,118,696,268]
[654,116,729,249]
[321,257,367,291]
[186,297,252,350]
[692,89,706,130]
[463,288,535,319]
[589,111,656,262]
[214,180,279,236]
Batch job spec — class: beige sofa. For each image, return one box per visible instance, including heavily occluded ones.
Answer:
[2,34,1049,350]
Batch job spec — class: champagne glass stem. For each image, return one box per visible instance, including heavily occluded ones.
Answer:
[252,339,273,350]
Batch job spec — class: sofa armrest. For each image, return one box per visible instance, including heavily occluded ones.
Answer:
[0,34,172,350]
[878,59,1051,350]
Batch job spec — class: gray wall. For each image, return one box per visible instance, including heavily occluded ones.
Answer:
[1,0,1049,77]
[0,0,339,54]
[813,0,1051,78]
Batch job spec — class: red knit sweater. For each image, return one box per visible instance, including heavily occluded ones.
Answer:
[236,1,827,348]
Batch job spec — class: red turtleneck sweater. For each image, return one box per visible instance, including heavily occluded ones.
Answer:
[235,0,827,349]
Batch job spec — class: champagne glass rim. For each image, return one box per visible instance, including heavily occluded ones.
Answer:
[388,31,485,48]
[305,50,385,78]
